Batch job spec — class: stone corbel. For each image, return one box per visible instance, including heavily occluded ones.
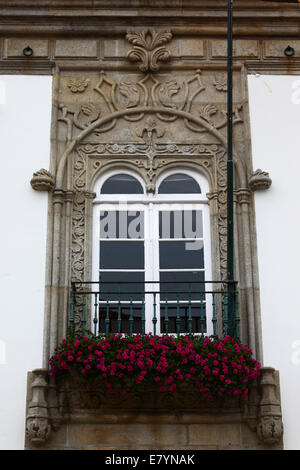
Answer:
[30,169,55,192]
[26,369,51,446]
[249,169,272,191]
[257,367,283,445]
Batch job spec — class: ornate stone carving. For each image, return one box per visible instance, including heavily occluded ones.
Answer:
[67,77,89,93]
[257,415,284,445]
[213,73,227,92]
[257,367,283,445]
[58,69,243,151]
[56,66,244,338]
[78,141,216,195]
[215,149,228,281]
[126,29,173,72]
[30,169,55,192]
[249,169,272,191]
[26,369,51,446]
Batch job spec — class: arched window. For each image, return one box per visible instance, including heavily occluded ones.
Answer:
[158,173,201,194]
[92,170,212,336]
[101,173,144,194]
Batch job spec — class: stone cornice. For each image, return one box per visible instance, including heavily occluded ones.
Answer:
[0,0,300,13]
[1,1,300,39]
[1,22,300,40]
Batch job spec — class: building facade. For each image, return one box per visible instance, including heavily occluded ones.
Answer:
[0,0,299,450]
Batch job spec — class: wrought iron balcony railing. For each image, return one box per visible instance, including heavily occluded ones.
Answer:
[69,280,239,339]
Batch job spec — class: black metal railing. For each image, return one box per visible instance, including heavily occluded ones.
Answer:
[69,280,239,338]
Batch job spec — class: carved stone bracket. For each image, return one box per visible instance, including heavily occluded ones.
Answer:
[30,169,55,192]
[26,369,51,446]
[243,367,283,446]
[257,367,283,445]
[249,169,272,191]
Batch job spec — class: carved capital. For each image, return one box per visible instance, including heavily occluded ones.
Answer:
[30,169,55,192]
[64,190,74,204]
[26,369,51,446]
[52,189,65,205]
[249,169,272,191]
[235,188,252,205]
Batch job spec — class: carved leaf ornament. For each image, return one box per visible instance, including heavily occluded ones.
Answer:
[126,29,173,72]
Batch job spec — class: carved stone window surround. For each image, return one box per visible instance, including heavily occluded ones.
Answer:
[29,29,268,386]
[15,10,289,447]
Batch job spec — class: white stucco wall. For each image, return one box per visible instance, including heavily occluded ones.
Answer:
[0,75,52,450]
[248,74,300,450]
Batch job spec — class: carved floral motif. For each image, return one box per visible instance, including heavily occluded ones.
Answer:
[126,29,173,72]
[213,73,227,92]
[67,77,89,93]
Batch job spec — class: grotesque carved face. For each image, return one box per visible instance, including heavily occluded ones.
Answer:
[258,416,283,445]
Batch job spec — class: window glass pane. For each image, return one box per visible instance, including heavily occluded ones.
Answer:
[98,271,144,301]
[159,241,204,269]
[100,241,144,270]
[159,210,203,239]
[101,174,144,194]
[158,173,201,194]
[160,271,205,300]
[100,211,144,239]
